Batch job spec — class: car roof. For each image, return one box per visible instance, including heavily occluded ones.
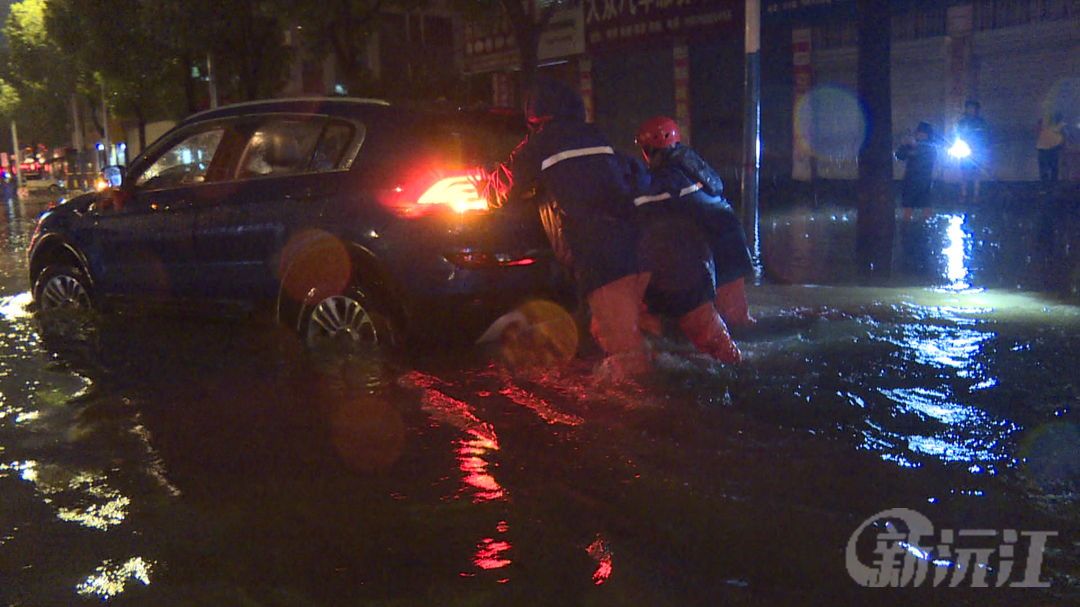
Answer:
[178,97,393,127]
[178,97,525,128]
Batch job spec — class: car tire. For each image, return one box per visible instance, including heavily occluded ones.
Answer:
[296,283,396,352]
[34,264,94,310]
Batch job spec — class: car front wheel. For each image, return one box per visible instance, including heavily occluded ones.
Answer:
[34,265,93,310]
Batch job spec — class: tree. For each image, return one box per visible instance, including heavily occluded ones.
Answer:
[45,0,186,150]
[46,0,294,148]
[284,0,388,96]
[494,0,570,88]
[0,0,76,149]
[199,0,294,103]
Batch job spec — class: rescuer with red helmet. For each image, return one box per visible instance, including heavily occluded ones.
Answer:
[629,115,755,364]
[481,77,652,379]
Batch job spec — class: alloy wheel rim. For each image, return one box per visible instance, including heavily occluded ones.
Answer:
[306,295,379,347]
[41,275,88,309]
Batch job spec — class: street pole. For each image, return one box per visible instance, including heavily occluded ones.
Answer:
[71,94,85,189]
[101,84,111,166]
[741,0,762,281]
[207,53,219,109]
[855,0,894,282]
[11,120,21,194]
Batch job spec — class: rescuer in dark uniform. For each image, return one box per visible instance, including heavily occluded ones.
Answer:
[481,77,653,379]
[628,116,755,364]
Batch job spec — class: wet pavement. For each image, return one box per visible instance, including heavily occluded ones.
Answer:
[2,192,1080,606]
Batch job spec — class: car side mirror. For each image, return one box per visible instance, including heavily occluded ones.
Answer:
[101,165,125,188]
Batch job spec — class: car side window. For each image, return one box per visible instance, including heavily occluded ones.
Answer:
[235,119,326,179]
[311,122,355,171]
[135,128,225,189]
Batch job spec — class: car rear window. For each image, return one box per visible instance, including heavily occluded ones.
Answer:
[235,118,331,179]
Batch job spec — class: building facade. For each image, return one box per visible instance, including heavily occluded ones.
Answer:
[459,0,1080,185]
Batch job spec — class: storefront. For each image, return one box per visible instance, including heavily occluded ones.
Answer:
[584,0,745,171]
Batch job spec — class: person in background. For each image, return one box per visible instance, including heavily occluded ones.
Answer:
[480,77,652,379]
[1036,111,1067,184]
[956,100,988,203]
[627,116,754,365]
[895,121,938,209]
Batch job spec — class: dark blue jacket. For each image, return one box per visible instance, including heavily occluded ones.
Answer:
[629,144,752,315]
[486,80,640,296]
[895,138,938,208]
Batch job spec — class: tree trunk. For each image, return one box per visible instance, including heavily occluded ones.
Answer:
[855,0,894,283]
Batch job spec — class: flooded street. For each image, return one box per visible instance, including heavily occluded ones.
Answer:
[3,194,1080,606]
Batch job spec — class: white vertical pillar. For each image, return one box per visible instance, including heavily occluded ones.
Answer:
[101,84,112,166]
[742,0,762,279]
[11,120,21,192]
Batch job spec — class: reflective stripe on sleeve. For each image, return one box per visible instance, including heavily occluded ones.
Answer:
[634,192,672,206]
[680,182,704,196]
[633,182,705,207]
[540,146,615,170]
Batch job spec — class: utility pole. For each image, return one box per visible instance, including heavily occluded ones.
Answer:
[741,0,762,280]
[855,0,895,282]
[208,53,219,108]
[11,120,21,193]
[101,84,111,166]
[72,94,85,188]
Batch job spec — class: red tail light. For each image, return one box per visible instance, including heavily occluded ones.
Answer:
[383,170,488,217]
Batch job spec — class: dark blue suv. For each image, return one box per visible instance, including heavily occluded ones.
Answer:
[28,98,569,348]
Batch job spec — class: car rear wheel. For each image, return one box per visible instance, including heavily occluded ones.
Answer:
[297,284,396,352]
[34,265,93,310]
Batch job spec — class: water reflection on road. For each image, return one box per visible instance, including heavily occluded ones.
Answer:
[2,203,1080,605]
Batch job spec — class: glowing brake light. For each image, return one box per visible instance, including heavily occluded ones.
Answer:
[417,173,487,213]
[383,169,490,217]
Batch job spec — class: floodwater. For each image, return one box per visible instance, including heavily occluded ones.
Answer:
[2,194,1080,606]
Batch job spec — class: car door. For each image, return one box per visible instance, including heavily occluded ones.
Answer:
[193,116,360,300]
[90,122,241,299]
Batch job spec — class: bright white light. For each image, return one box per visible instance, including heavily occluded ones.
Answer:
[948,138,971,159]
[0,293,33,319]
[942,214,969,290]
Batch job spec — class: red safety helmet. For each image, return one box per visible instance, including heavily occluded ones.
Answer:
[635,116,680,150]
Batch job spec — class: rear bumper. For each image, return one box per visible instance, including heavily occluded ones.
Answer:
[398,255,575,344]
